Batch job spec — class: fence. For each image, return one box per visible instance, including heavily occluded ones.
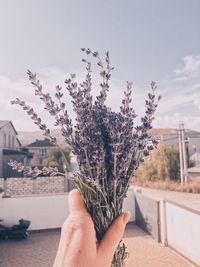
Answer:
[0,176,74,196]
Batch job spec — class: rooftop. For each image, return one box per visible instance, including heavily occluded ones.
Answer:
[0,120,18,135]
[0,224,194,267]
[0,120,10,128]
[26,138,56,148]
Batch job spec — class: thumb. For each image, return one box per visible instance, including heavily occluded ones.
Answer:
[68,189,88,215]
[98,211,131,261]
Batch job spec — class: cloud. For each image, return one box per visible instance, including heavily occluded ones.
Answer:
[154,54,200,131]
[174,55,200,81]
[1,54,200,133]
[0,67,146,131]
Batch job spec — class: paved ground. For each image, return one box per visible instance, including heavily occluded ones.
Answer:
[133,186,200,212]
[0,223,194,267]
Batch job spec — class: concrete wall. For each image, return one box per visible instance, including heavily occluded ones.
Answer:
[124,188,135,222]
[0,194,69,230]
[0,188,135,230]
[165,201,200,265]
[134,192,160,242]
[133,188,200,266]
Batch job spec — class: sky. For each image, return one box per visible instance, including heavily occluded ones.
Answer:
[0,0,200,132]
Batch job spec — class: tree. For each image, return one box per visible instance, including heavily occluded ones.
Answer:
[135,141,180,182]
[44,149,71,173]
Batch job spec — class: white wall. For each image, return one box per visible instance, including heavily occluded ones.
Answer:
[0,189,135,230]
[165,201,200,265]
[123,188,135,222]
[0,194,69,230]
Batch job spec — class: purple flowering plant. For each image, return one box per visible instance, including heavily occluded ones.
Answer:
[9,48,160,267]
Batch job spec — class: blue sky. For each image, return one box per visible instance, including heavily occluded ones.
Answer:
[0,0,200,131]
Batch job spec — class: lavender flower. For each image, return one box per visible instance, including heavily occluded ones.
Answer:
[8,160,59,178]
[10,49,160,267]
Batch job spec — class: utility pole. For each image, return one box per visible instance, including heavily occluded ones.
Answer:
[181,123,188,184]
[179,122,188,184]
[178,124,184,185]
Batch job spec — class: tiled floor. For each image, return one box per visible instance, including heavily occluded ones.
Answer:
[0,224,194,267]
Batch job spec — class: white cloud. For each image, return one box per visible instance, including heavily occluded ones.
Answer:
[155,54,200,131]
[174,55,200,81]
[0,67,145,131]
[2,54,200,132]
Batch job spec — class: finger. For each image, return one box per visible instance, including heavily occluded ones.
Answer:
[68,189,88,215]
[98,212,131,261]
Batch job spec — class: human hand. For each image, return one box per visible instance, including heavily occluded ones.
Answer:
[53,189,131,267]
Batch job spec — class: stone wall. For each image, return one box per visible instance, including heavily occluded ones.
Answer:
[0,176,71,196]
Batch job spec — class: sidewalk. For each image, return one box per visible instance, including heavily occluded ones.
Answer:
[125,224,194,267]
[0,223,194,267]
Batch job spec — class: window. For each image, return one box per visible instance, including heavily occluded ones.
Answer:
[12,136,15,148]
[40,148,47,156]
[8,135,11,148]
[3,134,6,147]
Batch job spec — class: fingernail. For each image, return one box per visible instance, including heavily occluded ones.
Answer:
[122,212,131,224]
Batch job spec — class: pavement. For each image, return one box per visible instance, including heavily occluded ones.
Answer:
[133,186,200,212]
[0,223,195,267]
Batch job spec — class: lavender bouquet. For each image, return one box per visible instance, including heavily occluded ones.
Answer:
[9,49,160,267]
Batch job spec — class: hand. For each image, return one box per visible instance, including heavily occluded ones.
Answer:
[53,189,131,267]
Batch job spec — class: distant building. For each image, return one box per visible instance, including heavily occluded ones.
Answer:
[0,120,32,178]
[190,152,200,167]
[187,167,200,181]
[25,138,56,167]
[150,128,200,161]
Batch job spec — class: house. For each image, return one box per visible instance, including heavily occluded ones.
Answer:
[0,120,32,178]
[25,138,56,167]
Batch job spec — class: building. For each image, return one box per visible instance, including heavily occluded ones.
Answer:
[190,152,200,167]
[0,120,32,178]
[25,138,56,167]
[187,167,200,181]
[149,128,200,161]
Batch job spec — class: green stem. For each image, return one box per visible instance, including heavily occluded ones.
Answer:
[83,148,93,179]
[56,144,70,174]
